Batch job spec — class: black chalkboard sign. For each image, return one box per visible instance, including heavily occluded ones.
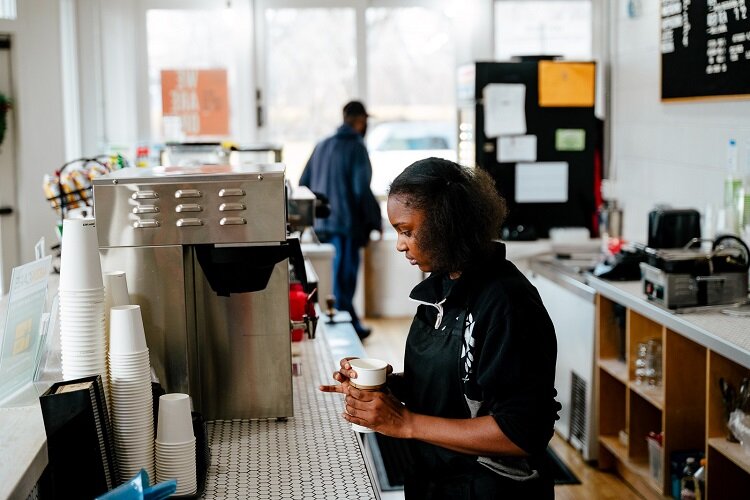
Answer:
[661,1,750,101]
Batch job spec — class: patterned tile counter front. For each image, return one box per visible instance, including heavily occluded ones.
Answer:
[201,322,379,499]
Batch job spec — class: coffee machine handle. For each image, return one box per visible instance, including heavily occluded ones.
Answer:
[286,236,311,293]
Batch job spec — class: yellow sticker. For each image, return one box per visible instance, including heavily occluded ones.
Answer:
[538,61,595,107]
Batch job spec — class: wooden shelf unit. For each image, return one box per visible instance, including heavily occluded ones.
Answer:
[596,296,722,498]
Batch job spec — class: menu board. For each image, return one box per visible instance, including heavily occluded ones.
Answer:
[661,0,750,101]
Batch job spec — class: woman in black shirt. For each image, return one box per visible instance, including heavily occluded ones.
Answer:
[320,158,560,499]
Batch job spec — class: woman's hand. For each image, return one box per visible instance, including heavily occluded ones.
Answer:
[318,357,393,394]
[318,357,359,394]
[342,386,413,439]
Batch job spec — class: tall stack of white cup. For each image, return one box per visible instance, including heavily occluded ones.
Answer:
[58,218,108,392]
[109,304,155,480]
[155,393,197,496]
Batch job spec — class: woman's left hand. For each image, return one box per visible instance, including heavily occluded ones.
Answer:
[343,386,413,439]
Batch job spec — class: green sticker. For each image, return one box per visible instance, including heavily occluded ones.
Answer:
[555,129,586,151]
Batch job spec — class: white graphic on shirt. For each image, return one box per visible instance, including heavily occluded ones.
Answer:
[461,312,476,384]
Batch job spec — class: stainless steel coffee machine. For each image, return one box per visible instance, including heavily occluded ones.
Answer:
[93,164,294,420]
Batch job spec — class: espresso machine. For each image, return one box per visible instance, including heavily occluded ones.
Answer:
[93,164,295,420]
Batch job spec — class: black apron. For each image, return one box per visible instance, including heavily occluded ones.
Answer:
[403,292,553,500]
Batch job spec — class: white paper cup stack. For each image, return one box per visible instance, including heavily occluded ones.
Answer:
[155,393,197,496]
[109,304,155,480]
[58,218,108,392]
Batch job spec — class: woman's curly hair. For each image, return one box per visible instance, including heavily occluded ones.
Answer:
[388,157,507,274]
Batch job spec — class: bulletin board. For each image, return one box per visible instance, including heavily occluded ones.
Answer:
[468,61,599,238]
[661,1,750,101]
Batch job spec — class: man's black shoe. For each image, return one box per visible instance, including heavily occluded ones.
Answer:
[357,328,372,341]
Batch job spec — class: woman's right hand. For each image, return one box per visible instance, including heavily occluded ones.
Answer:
[319,357,360,394]
[318,357,393,394]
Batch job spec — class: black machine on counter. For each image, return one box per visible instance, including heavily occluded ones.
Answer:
[640,235,750,310]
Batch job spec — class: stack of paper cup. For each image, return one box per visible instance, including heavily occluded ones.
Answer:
[58,218,107,392]
[109,305,155,480]
[155,393,197,496]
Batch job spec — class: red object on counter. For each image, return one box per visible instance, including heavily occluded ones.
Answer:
[608,237,624,255]
[289,283,307,342]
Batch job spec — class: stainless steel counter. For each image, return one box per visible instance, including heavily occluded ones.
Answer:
[529,253,597,302]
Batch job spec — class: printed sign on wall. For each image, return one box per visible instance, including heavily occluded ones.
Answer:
[161,69,229,137]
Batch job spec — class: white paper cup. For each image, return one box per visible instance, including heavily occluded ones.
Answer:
[110,305,148,354]
[103,271,131,306]
[59,218,104,291]
[156,393,194,444]
[347,358,387,433]
[348,358,388,388]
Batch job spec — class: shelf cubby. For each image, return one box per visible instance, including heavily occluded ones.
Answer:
[630,382,664,410]
[707,350,750,444]
[599,433,662,500]
[663,329,706,494]
[707,445,750,499]
[626,309,663,383]
[598,369,626,438]
[628,390,662,463]
[596,295,626,363]
[599,358,628,384]
[705,349,750,498]
[708,438,750,475]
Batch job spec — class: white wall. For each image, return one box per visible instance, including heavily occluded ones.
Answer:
[608,0,750,243]
[0,1,67,263]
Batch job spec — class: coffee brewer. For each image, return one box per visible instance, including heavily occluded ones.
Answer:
[93,164,298,420]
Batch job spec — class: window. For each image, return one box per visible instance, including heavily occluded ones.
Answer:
[146,7,252,142]
[0,0,16,20]
[264,7,357,182]
[366,6,456,195]
[494,1,592,61]
[259,2,457,192]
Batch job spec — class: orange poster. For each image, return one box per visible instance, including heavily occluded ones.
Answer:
[538,61,595,107]
[161,69,229,137]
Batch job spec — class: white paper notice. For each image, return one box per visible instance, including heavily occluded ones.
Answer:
[483,83,526,138]
[515,162,569,203]
[498,135,537,162]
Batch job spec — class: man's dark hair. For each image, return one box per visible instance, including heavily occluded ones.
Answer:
[388,157,507,274]
[343,101,368,122]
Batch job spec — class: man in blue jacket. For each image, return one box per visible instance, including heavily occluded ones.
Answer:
[300,101,382,340]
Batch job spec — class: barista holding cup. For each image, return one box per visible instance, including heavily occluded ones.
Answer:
[320,158,560,499]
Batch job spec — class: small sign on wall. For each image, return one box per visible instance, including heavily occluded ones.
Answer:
[161,69,229,137]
